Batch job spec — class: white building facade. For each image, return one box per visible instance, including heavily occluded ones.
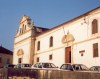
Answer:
[13,7,100,67]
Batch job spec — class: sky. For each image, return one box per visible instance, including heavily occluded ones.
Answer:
[0,0,100,51]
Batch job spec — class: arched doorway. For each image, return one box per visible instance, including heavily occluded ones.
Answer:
[17,49,24,64]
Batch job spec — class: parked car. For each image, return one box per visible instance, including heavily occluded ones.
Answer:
[72,64,89,71]
[31,62,58,70]
[89,66,100,72]
[15,63,32,69]
[60,63,74,71]
[4,64,16,68]
[60,63,89,71]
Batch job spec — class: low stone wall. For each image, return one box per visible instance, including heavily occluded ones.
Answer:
[0,68,7,79]
[0,68,100,79]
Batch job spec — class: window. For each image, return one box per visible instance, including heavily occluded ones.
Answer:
[0,57,2,63]
[49,36,53,47]
[37,57,39,62]
[37,41,40,50]
[22,24,24,33]
[22,24,26,33]
[49,54,52,60]
[18,58,22,63]
[92,19,98,34]
[93,43,98,57]
[7,58,10,64]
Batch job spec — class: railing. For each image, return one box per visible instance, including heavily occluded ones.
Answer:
[0,68,100,79]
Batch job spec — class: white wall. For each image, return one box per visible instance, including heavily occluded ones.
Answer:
[13,38,32,64]
[34,8,100,67]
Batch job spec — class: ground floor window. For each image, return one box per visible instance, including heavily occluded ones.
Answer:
[49,54,52,60]
[7,58,10,64]
[37,57,39,62]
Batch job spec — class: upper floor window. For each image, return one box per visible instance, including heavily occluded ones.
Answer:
[49,36,53,47]
[92,19,98,34]
[22,24,24,33]
[37,41,40,50]
[93,43,98,57]
[23,24,26,33]
[19,24,26,35]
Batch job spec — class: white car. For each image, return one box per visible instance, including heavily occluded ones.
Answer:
[31,62,58,70]
[60,63,74,71]
[89,66,100,72]
[15,63,32,69]
[60,63,89,71]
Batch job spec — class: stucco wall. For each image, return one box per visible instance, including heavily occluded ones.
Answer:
[0,53,13,67]
[13,37,32,64]
[34,8,100,67]
[13,8,100,68]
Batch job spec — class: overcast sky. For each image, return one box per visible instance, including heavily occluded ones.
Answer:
[0,0,100,51]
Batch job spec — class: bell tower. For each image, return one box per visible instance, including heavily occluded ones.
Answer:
[13,15,35,64]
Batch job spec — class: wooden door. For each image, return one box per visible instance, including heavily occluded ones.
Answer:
[65,47,71,63]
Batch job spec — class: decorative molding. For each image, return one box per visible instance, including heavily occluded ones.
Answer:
[17,49,24,56]
[14,36,32,45]
[62,32,75,43]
